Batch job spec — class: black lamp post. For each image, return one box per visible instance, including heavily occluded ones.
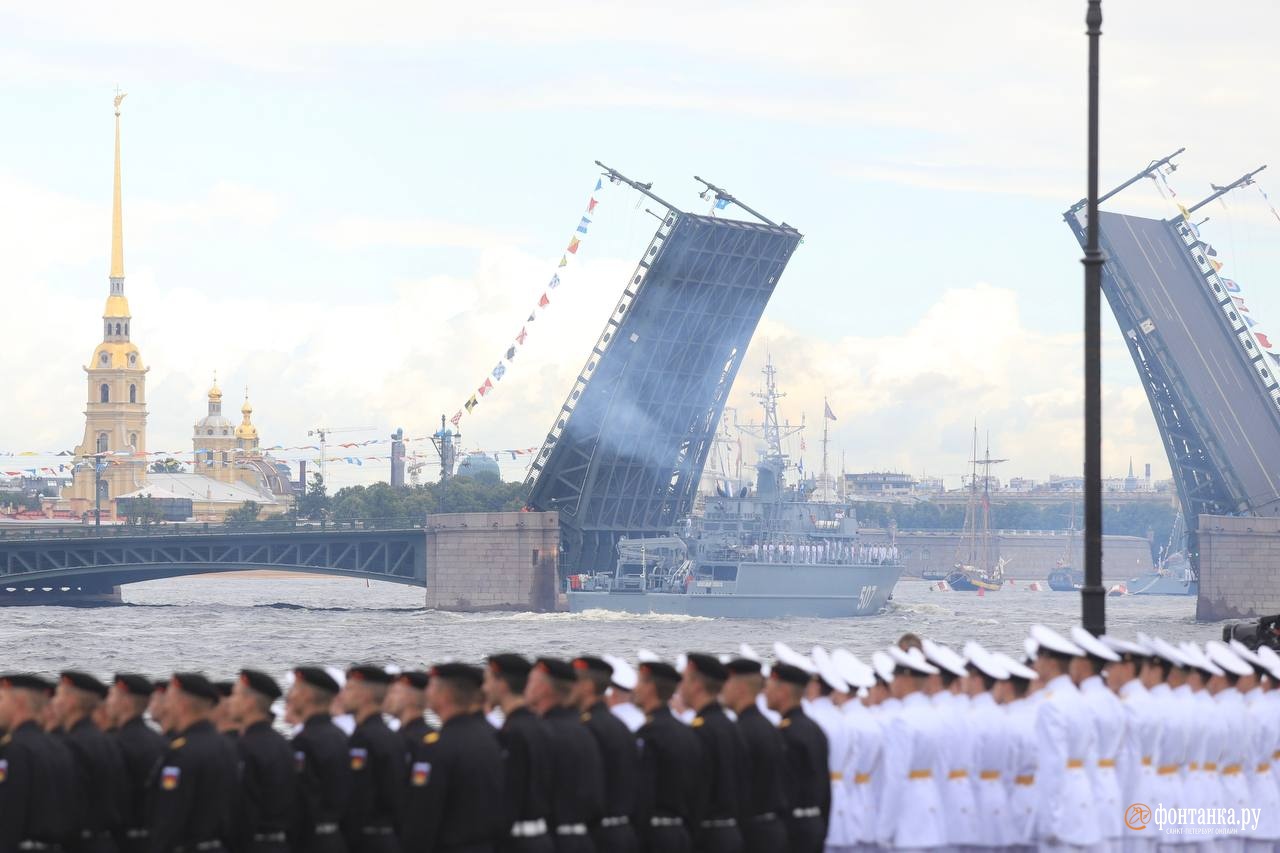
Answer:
[1081,0,1106,636]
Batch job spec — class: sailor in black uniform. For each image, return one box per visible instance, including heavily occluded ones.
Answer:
[524,658,604,853]
[483,654,554,853]
[51,671,129,853]
[570,657,639,853]
[339,666,404,853]
[764,663,829,853]
[0,674,74,852]
[401,662,505,852]
[718,658,788,853]
[147,673,239,853]
[678,655,747,853]
[286,667,351,853]
[632,660,704,853]
[228,670,295,853]
[383,672,431,754]
[106,674,166,853]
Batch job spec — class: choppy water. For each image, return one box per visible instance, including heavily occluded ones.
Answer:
[3,576,1222,680]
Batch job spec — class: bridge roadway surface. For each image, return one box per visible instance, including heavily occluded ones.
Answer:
[1101,210,1280,512]
[0,522,427,595]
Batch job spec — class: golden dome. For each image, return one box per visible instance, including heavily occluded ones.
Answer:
[103,294,131,319]
[208,378,223,401]
[241,398,253,415]
[88,341,143,370]
[236,391,259,440]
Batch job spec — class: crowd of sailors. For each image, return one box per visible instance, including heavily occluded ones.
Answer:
[3,624,1280,852]
[750,540,900,565]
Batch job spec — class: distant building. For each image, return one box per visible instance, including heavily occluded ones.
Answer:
[845,471,915,496]
[1007,477,1039,492]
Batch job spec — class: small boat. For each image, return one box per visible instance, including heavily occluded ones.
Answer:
[945,557,1008,592]
[1046,507,1083,591]
[921,569,949,582]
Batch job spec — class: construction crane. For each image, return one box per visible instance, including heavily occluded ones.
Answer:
[307,426,375,488]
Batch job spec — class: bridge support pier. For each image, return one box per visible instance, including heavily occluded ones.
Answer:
[424,511,559,612]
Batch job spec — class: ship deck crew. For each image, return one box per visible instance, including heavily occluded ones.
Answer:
[600,655,644,734]
[921,639,978,851]
[1100,636,1156,853]
[678,653,746,853]
[874,646,946,853]
[402,663,505,853]
[572,656,639,853]
[766,654,829,853]
[800,647,851,853]
[484,654,554,853]
[147,672,239,853]
[633,659,703,853]
[830,650,881,853]
[50,670,129,853]
[0,674,74,850]
[1028,625,1102,851]
[990,651,1040,852]
[720,655,788,853]
[1069,626,1127,851]
[229,669,296,853]
[525,658,604,853]
[960,642,1014,849]
[106,674,167,853]
[287,666,352,853]
[338,666,405,853]
[383,672,432,754]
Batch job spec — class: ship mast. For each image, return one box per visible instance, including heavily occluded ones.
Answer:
[974,430,1007,571]
[737,354,804,500]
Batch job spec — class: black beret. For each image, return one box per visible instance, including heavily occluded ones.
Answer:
[686,653,728,682]
[214,681,234,700]
[430,662,484,688]
[397,671,430,690]
[172,673,220,703]
[638,661,681,684]
[724,658,763,676]
[114,673,155,698]
[0,674,55,694]
[346,665,393,685]
[487,654,532,677]
[770,663,811,688]
[534,657,577,683]
[294,667,340,695]
[571,656,613,677]
[239,669,282,701]
[60,671,108,699]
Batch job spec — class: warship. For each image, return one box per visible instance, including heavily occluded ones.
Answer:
[1126,515,1198,596]
[565,360,902,617]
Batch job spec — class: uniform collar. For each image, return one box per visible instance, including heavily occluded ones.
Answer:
[783,704,807,720]
[902,692,930,709]
[1119,679,1147,699]
[305,712,332,727]
[698,701,725,718]
[1080,675,1107,693]
[179,719,215,737]
[1046,673,1075,693]
[970,692,995,709]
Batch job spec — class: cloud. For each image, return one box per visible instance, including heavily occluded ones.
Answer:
[314,216,527,251]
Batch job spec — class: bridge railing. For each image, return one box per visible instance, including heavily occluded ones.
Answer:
[0,517,428,542]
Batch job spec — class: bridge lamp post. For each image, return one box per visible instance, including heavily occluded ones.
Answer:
[1080,0,1106,635]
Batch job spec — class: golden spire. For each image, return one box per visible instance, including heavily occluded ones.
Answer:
[236,387,259,441]
[208,371,222,401]
[110,88,126,280]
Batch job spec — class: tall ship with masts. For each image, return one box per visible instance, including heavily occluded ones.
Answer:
[944,428,1009,592]
[565,358,902,617]
[1046,505,1084,592]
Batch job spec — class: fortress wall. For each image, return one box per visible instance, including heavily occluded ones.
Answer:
[423,511,559,612]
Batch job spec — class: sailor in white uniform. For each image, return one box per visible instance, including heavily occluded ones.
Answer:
[1145,637,1193,852]
[1101,635,1157,853]
[831,649,881,853]
[991,650,1041,853]
[1029,624,1102,852]
[869,651,901,718]
[1229,641,1280,851]
[602,653,646,732]
[875,646,949,852]
[962,641,1014,850]
[807,646,854,853]
[1069,626,1126,853]
[923,639,979,852]
[1177,642,1226,845]
[1205,642,1255,853]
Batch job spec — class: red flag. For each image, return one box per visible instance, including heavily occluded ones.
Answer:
[479,378,494,396]
[588,197,598,213]
[567,236,581,254]
[450,411,462,426]
[516,327,528,345]
[538,293,550,308]
[1258,332,1273,349]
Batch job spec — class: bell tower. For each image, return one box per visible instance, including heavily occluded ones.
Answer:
[65,91,149,518]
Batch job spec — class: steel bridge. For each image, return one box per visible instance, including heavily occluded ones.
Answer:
[0,522,426,603]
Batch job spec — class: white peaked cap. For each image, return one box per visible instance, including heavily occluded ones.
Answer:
[921,639,967,678]
[1070,626,1121,663]
[324,666,347,689]
[888,645,939,676]
[1148,636,1188,667]
[602,654,638,691]
[963,641,1009,681]
[637,648,662,664]
[1227,639,1264,668]
[773,642,817,675]
[718,654,732,665]
[1101,635,1149,657]
[832,649,876,690]
[384,664,403,677]
[991,651,1037,681]
[1029,624,1086,658]
[810,647,849,693]
[1255,645,1280,679]
[1023,637,1038,662]
[1178,642,1223,676]
[870,651,896,684]
[1205,640,1252,677]
[738,643,762,662]
[675,653,688,673]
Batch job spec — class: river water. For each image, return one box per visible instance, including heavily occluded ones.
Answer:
[4,576,1221,680]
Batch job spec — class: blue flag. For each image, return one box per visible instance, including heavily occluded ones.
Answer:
[548,274,560,289]
[594,178,603,191]
[577,215,592,233]
[715,197,730,210]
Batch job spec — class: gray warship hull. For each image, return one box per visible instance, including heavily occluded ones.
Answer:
[568,561,901,618]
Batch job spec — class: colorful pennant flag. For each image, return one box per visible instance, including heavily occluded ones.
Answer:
[595,178,603,191]
[588,198,598,213]
[450,411,463,426]
[567,237,581,254]
[538,293,550,308]
[1258,333,1273,349]
[577,216,592,233]
[505,346,517,361]
[516,327,527,345]
[548,274,560,289]
[1223,278,1241,292]
[824,401,837,421]
[715,197,730,210]
[558,255,568,268]
[465,396,478,413]
[492,363,506,381]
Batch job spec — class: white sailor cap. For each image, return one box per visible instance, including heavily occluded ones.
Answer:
[888,645,939,676]
[1070,626,1121,663]
[1101,635,1149,658]
[810,646,849,693]
[324,666,347,689]
[1023,637,1038,663]
[1257,646,1280,679]
[990,651,1037,681]
[675,653,688,674]
[738,643,762,662]
[1029,624,1086,658]
[832,648,876,690]
[773,642,817,675]
[602,654,638,691]
[1147,636,1187,668]
[637,648,662,664]
[1227,639,1264,668]
[870,651,896,684]
[963,641,1010,681]
[1178,642,1223,677]
[921,639,967,679]
[1205,641,1252,677]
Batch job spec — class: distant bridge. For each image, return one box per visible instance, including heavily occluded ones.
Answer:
[0,520,426,604]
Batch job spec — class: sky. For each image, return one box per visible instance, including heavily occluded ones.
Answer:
[4,0,1280,491]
